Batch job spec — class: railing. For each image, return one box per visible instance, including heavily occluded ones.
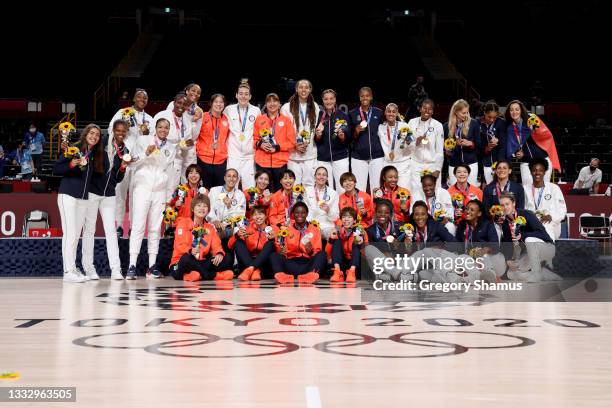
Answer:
[48,111,77,160]
[93,76,121,120]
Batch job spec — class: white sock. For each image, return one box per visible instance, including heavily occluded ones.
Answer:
[129,254,138,267]
[149,254,157,267]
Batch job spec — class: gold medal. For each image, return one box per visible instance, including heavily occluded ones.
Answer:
[421,138,429,145]
[239,133,246,142]
[389,152,395,161]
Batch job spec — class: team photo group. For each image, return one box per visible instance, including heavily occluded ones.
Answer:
[54,78,566,285]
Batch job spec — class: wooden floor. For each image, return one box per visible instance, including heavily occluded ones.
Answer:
[1,278,611,407]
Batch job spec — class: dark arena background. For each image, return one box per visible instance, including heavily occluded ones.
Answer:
[1,2,611,407]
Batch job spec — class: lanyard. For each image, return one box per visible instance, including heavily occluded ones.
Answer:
[210,113,221,143]
[155,136,166,149]
[455,122,464,139]
[295,223,308,237]
[238,106,249,133]
[299,106,309,129]
[375,222,392,240]
[173,113,185,139]
[386,123,399,149]
[315,186,329,202]
[532,185,545,210]
[513,124,522,146]
[359,107,372,124]
[426,196,437,215]
[416,225,428,243]
[456,183,470,198]
[496,181,510,200]
[267,114,278,137]
[464,224,472,243]
[113,141,125,159]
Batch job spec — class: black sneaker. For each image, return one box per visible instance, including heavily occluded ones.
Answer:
[147,264,163,279]
[126,265,137,280]
[117,226,124,239]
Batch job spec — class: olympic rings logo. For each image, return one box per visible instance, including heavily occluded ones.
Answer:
[73,330,535,359]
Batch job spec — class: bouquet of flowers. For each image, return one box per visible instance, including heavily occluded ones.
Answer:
[246,187,259,205]
[527,113,542,129]
[513,216,527,237]
[444,137,457,152]
[229,215,249,233]
[396,190,410,207]
[297,129,311,145]
[333,119,347,139]
[163,207,177,224]
[173,184,189,200]
[420,169,432,178]
[63,145,89,170]
[352,223,366,245]
[121,107,136,125]
[292,184,305,202]
[433,209,446,221]
[399,223,414,241]
[489,205,504,223]
[398,126,413,149]
[310,220,320,229]
[259,128,275,145]
[277,227,290,252]
[58,122,76,142]
[451,193,465,210]
[491,162,498,171]
[192,226,210,253]
[468,247,484,259]
[63,146,80,159]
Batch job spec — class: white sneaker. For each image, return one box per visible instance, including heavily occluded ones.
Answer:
[110,270,124,280]
[76,268,90,281]
[85,269,100,280]
[63,270,87,283]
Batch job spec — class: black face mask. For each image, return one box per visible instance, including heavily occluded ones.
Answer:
[590,166,597,172]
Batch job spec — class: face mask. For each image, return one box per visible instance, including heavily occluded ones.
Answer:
[29,128,36,133]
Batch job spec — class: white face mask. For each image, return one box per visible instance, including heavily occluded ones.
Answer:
[29,128,36,133]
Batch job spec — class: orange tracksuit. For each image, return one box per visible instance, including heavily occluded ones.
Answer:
[253,113,296,168]
[447,183,484,223]
[327,226,370,260]
[197,112,231,164]
[447,184,483,205]
[267,189,297,227]
[275,223,322,259]
[168,186,199,219]
[378,186,412,223]
[228,223,276,255]
[243,188,271,219]
[171,218,225,265]
[337,190,374,227]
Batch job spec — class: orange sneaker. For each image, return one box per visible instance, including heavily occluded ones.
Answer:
[298,271,319,284]
[184,271,201,282]
[238,266,255,281]
[274,272,294,284]
[345,267,357,283]
[251,268,262,281]
[214,270,234,281]
[330,266,344,282]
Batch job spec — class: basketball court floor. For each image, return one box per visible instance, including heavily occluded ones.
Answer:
[1,278,611,407]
